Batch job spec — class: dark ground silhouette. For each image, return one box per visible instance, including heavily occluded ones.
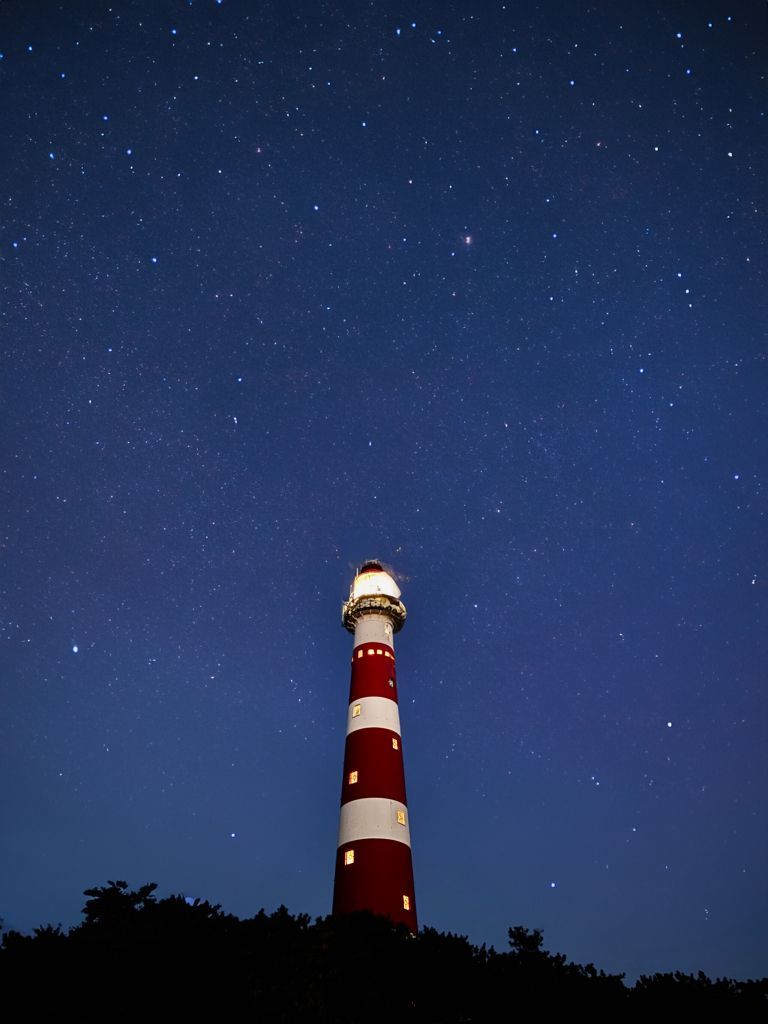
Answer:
[2,881,765,1018]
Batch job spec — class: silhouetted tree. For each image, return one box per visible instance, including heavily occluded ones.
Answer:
[81,879,157,925]
[1,880,764,1018]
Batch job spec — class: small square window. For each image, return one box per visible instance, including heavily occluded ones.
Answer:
[402,895,410,910]
[388,677,395,688]
[392,737,399,750]
[367,648,375,655]
[397,810,406,826]
[357,650,363,659]
[352,704,361,718]
[348,770,358,784]
[344,850,355,866]
[376,648,382,655]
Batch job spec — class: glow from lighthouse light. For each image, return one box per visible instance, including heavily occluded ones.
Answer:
[351,570,401,602]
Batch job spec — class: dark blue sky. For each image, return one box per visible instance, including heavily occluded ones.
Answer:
[2,0,766,982]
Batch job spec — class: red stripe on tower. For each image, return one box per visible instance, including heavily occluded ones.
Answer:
[332,560,417,931]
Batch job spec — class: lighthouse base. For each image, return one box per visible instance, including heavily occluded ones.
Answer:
[333,838,417,932]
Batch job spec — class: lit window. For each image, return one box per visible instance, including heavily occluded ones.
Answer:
[402,895,410,910]
[376,648,382,655]
[384,650,391,658]
[357,650,363,659]
[367,648,375,655]
[348,771,358,784]
[397,810,406,826]
[388,677,395,688]
[392,737,399,750]
[352,704,361,717]
[344,850,355,866]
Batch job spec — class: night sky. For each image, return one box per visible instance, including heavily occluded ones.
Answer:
[2,0,766,983]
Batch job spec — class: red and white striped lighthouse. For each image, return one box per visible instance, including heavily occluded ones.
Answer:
[332,560,417,932]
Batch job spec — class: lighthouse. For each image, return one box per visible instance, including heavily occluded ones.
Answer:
[332,560,417,931]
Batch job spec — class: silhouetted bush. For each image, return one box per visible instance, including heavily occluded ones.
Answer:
[1,881,765,1018]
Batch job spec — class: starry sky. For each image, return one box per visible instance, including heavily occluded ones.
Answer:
[2,0,766,983]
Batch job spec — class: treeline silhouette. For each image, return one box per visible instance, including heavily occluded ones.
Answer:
[1,881,765,1018]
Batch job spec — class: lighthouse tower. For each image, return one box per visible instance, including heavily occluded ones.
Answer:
[332,560,417,931]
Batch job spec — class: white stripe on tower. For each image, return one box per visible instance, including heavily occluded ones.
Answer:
[346,696,401,735]
[353,614,393,648]
[338,797,412,846]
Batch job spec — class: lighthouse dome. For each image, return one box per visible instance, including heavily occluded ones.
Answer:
[351,562,401,602]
